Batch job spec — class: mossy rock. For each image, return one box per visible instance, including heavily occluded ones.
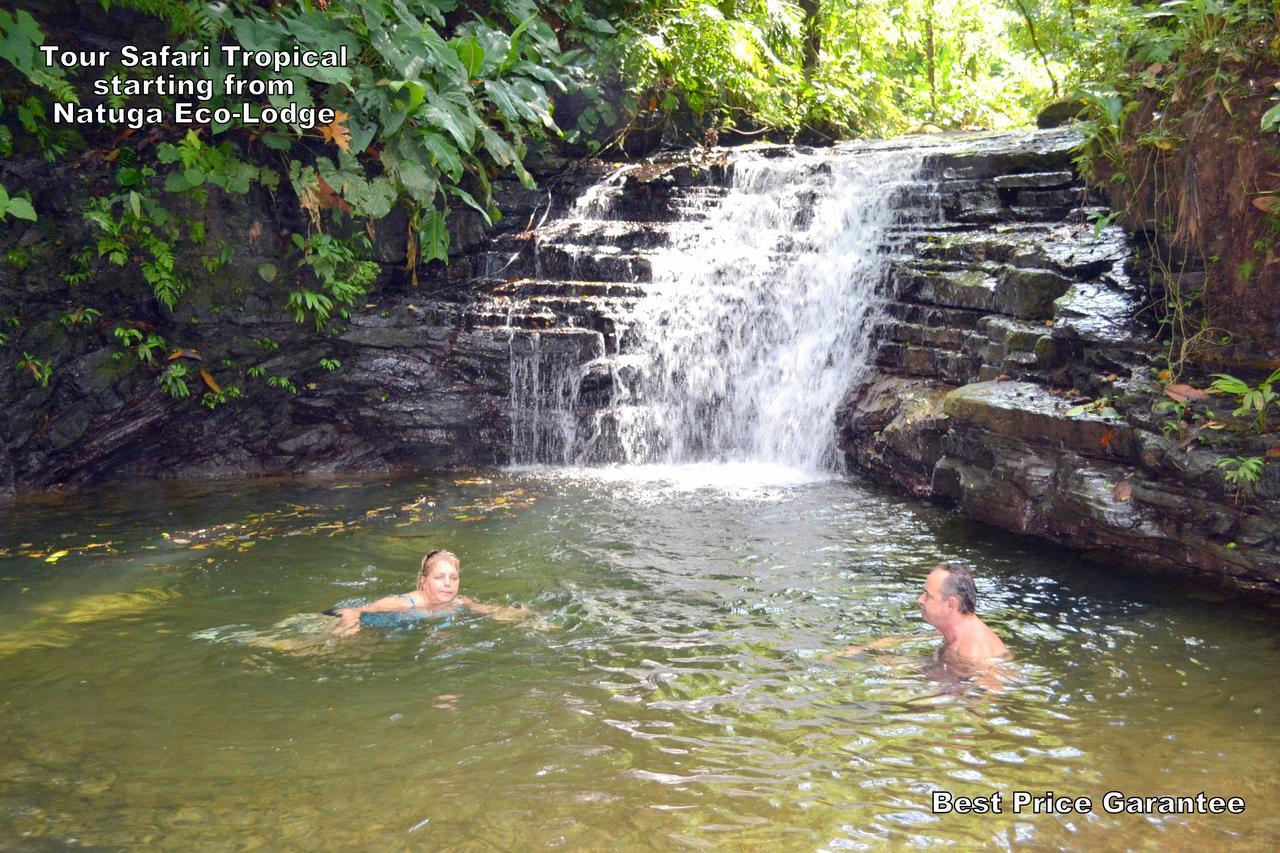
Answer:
[1037,99,1088,129]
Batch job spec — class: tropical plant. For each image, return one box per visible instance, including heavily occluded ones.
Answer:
[1218,455,1264,499]
[1209,370,1280,432]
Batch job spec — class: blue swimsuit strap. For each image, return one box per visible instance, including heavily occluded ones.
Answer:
[400,593,417,609]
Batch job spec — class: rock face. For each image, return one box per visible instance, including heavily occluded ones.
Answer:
[0,164,558,491]
[3,127,1278,593]
[833,129,1280,593]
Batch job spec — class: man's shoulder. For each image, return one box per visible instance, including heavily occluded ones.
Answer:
[955,619,1008,659]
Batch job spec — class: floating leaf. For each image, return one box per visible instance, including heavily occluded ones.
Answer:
[1113,480,1133,502]
[167,348,202,362]
[44,550,69,563]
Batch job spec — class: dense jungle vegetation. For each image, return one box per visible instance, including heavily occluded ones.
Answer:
[1,0,1278,409]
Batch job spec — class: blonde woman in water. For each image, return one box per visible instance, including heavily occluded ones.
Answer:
[329,549,530,637]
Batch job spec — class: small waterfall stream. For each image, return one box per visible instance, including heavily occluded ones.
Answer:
[509,146,936,471]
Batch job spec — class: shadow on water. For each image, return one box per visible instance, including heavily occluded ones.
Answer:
[1,467,1278,848]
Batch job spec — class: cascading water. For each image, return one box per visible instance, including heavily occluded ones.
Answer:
[508,146,935,472]
[615,149,931,470]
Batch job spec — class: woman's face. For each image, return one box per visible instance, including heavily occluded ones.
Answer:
[419,562,460,606]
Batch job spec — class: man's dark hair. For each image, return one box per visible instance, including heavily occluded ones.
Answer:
[938,562,978,614]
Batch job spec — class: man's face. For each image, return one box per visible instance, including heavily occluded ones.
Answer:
[917,568,954,628]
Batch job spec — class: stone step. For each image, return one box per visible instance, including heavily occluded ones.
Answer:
[482,278,648,299]
[874,319,969,351]
[882,300,989,330]
[897,266,998,312]
[914,227,1052,264]
[900,256,1003,277]
[459,245,656,283]
[874,341,981,384]
[606,186,730,222]
[520,220,686,251]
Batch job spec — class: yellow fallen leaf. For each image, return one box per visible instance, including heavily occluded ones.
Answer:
[200,369,222,395]
[45,550,69,563]
[318,110,351,151]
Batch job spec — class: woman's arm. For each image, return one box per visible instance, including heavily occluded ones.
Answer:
[330,594,414,637]
[455,595,529,622]
[456,596,557,629]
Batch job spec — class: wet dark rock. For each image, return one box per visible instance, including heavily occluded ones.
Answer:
[993,267,1074,319]
[6,126,1276,593]
[837,130,1278,592]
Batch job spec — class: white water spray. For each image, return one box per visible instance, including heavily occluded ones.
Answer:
[510,146,933,472]
[613,148,930,470]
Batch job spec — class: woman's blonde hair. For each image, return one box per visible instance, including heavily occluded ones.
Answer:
[420,549,460,576]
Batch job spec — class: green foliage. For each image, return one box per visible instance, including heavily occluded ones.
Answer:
[286,233,379,331]
[57,307,102,329]
[1066,396,1119,419]
[0,9,74,102]
[1070,0,1278,374]
[0,183,37,222]
[320,358,342,372]
[160,363,191,399]
[1209,369,1280,432]
[1261,83,1280,132]
[201,384,242,411]
[267,374,298,394]
[614,0,1063,138]
[1217,455,1263,498]
[15,352,52,387]
[85,192,190,310]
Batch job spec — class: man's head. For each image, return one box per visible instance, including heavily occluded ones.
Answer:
[917,562,978,628]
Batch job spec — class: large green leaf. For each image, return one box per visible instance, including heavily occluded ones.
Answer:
[388,80,427,114]
[1262,102,1280,133]
[420,209,449,263]
[484,79,530,123]
[0,10,42,70]
[285,13,355,86]
[418,24,468,80]
[423,100,476,151]
[397,160,439,205]
[447,185,491,225]
[346,117,377,155]
[364,7,425,79]
[232,17,281,53]
[420,131,463,181]
[452,36,485,78]
[478,125,534,189]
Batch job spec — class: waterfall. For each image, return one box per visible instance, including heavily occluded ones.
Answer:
[507,145,934,471]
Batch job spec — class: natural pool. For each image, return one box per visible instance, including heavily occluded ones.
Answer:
[0,466,1277,849]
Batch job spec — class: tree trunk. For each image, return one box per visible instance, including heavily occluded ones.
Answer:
[798,0,821,76]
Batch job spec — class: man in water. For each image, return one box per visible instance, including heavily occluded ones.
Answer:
[828,562,1008,663]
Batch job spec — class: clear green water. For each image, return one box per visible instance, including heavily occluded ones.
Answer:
[1,465,1277,850]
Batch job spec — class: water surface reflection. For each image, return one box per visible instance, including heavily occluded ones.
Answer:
[0,467,1276,848]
